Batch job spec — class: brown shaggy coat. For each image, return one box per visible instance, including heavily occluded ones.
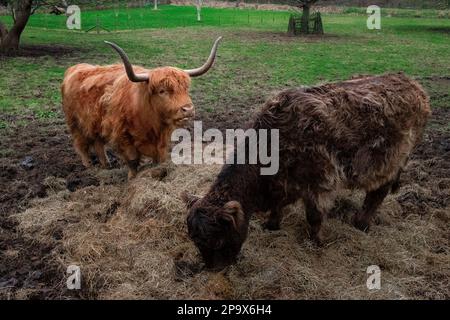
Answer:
[184,73,431,270]
[61,64,193,178]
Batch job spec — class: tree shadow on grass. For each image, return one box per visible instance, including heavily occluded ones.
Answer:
[228,29,364,45]
[427,26,450,34]
[389,24,450,34]
[0,44,84,58]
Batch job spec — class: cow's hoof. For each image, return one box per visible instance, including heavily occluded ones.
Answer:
[310,232,324,247]
[352,215,370,232]
[262,220,280,231]
[150,167,168,181]
[99,159,111,169]
[81,160,92,168]
[127,170,137,180]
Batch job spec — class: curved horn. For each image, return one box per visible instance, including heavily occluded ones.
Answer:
[184,36,222,77]
[104,41,149,83]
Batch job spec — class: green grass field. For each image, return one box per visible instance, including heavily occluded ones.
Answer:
[1,5,449,31]
[0,5,449,126]
[2,5,293,31]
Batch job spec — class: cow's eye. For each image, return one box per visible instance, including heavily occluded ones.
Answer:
[158,89,165,95]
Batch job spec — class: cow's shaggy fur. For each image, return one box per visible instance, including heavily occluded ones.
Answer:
[61,64,193,178]
[184,73,431,270]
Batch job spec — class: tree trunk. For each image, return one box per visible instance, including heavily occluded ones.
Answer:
[197,0,202,22]
[287,15,296,36]
[0,30,21,53]
[0,0,33,54]
[300,4,310,34]
[0,21,8,41]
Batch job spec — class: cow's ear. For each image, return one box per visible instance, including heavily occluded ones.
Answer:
[181,191,200,209]
[220,201,245,230]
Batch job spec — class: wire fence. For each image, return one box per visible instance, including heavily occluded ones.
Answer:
[0,1,448,33]
[17,4,293,33]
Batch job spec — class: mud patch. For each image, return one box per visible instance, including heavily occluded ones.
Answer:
[0,119,89,215]
[0,44,82,58]
[0,116,125,299]
[396,129,450,217]
[0,215,73,299]
[66,171,100,192]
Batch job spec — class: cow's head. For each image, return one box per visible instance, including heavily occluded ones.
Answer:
[105,37,222,126]
[182,192,249,271]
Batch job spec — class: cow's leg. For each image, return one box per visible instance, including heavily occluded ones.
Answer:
[352,182,392,232]
[304,197,325,245]
[121,145,140,179]
[73,133,92,168]
[391,170,402,194]
[263,205,283,231]
[94,138,109,168]
[126,158,140,180]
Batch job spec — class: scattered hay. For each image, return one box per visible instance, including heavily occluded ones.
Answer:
[11,148,449,300]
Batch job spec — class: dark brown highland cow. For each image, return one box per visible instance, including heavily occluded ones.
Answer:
[183,73,431,270]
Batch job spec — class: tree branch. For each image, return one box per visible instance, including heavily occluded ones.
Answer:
[31,5,40,14]
[31,1,51,15]
[290,0,319,8]
[10,4,16,23]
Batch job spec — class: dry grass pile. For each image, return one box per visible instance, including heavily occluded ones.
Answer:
[12,140,450,299]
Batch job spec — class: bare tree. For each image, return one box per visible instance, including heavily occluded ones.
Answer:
[0,0,68,54]
[0,0,33,53]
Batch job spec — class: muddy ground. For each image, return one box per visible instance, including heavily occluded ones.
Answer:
[0,78,449,299]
